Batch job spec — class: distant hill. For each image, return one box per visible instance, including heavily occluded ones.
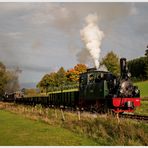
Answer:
[20,82,37,89]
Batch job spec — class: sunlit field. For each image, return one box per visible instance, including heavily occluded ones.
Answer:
[134,81,148,98]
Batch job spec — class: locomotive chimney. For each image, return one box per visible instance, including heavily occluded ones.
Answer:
[120,58,128,79]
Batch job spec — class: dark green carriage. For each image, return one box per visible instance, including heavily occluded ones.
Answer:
[48,91,79,108]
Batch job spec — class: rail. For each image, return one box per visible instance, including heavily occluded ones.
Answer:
[142,97,148,101]
[119,114,148,122]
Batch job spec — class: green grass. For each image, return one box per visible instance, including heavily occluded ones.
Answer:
[0,102,148,146]
[135,101,148,116]
[134,81,148,97]
[0,110,98,146]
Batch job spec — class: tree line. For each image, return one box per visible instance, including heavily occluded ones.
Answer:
[102,50,148,81]
[37,64,87,93]
[128,53,148,81]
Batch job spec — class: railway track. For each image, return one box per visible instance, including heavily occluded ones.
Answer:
[119,114,148,122]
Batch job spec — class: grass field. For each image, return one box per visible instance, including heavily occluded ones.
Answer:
[134,81,148,97]
[0,102,148,146]
[133,81,148,115]
[0,110,98,146]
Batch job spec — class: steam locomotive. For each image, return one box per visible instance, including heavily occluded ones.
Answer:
[3,58,141,113]
[78,58,140,113]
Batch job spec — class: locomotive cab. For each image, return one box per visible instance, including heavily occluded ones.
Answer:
[79,68,117,111]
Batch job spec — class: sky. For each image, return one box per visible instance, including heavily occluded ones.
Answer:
[0,2,148,88]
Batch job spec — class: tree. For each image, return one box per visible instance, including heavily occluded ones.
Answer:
[66,68,80,82]
[23,88,39,96]
[37,64,87,92]
[0,62,20,95]
[66,64,87,83]
[145,45,148,57]
[36,74,51,94]
[5,70,20,93]
[145,47,148,79]
[144,57,148,79]
[145,49,148,57]
[54,67,67,91]
[0,62,8,96]
[128,56,148,81]
[74,64,87,74]
[101,51,120,76]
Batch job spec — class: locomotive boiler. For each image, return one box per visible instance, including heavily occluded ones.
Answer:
[112,58,141,113]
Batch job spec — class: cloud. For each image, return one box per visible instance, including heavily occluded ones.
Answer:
[9,3,134,33]
[21,65,53,73]
[6,32,23,39]
[130,3,138,16]
[7,64,53,73]
[0,2,147,85]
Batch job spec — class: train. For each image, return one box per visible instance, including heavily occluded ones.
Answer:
[2,91,24,102]
[2,58,141,113]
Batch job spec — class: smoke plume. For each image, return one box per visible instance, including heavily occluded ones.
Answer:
[80,13,104,69]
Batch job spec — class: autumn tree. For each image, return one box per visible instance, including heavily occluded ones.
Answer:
[101,51,120,76]
[74,64,87,74]
[66,68,80,82]
[37,64,87,92]
[66,64,87,83]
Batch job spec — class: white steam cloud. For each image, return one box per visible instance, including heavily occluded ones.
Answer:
[80,13,104,69]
